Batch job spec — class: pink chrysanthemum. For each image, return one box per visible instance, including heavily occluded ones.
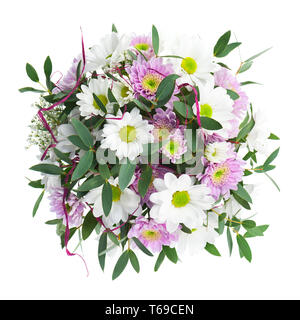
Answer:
[131,165,174,208]
[130,35,155,60]
[214,68,249,119]
[198,157,246,200]
[161,128,187,163]
[128,216,179,253]
[152,108,177,142]
[128,56,176,102]
[49,187,85,227]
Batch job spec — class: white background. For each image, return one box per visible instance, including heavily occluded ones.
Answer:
[0,0,298,300]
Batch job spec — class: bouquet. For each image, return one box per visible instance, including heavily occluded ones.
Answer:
[22,25,280,279]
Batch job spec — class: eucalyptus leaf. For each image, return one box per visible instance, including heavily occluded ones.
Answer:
[200,117,222,130]
[163,246,178,264]
[78,175,105,191]
[44,56,52,80]
[71,150,94,181]
[71,118,94,148]
[129,250,140,273]
[154,250,165,272]
[119,162,136,191]
[98,232,108,271]
[138,166,153,198]
[102,181,112,217]
[236,235,252,262]
[30,164,62,175]
[82,211,98,240]
[214,30,231,57]
[32,190,45,217]
[67,135,89,151]
[152,25,159,55]
[26,63,39,82]
[132,237,153,256]
[112,251,129,280]
[205,243,221,257]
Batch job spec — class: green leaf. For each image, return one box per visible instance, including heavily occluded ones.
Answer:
[107,88,118,103]
[239,112,250,129]
[264,147,280,166]
[236,117,255,141]
[268,133,280,140]
[200,117,222,130]
[26,63,39,82]
[227,227,233,256]
[233,183,252,204]
[71,118,94,148]
[108,232,120,246]
[45,219,62,225]
[245,47,272,63]
[127,50,137,60]
[205,243,221,257]
[152,25,159,55]
[53,148,72,165]
[44,56,52,80]
[264,172,280,192]
[60,227,77,248]
[163,246,178,264]
[112,251,129,280]
[102,181,112,217]
[67,135,89,151]
[82,211,98,240]
[78,175,105,191]
[112,23,118,33]
[119,162,136,191]
[138,166,153,198]
[238,61,253,74]
[214,30,231,57]
[180,223,192,234]
[173,101,193,119]
[19,87,45,93]
[132,237,154,256]
[242,220,256,230]
[92,93,107,114]
[226,89,240,100]
[28,179,44,189]
[154,251,165,272]
[30,164,62,175]
[244,225,269,238]
[32,190,45,217]
[156,74,179,106]
[98,232,108,271]
[232,192,251,210]
[98,163,111,180]
[240,81,262,86]
[133,98,151,112]
[216,42,241,58]
[254,165,276,173]
[236,235,252,262]
[71,150,94,181]
[218,215,226,235]
[129,250,140,273]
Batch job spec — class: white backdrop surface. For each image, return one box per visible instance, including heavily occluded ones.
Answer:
[0,0,298,300]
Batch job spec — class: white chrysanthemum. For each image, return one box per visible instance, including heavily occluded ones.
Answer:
[101,108,154,161]
[176,213,219,255]
[247,108,270,155]
[84,177,141,228]
[149,173,215,233]
[112,77,134,107]
[162,34,219,86]
[56,124,77,154]
[76,78,113,118]
[86,32,131,73]
[40,159,61,192]
[205,141,234,163]
[192,82,234,138]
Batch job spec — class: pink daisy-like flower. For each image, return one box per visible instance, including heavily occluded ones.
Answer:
[130,35,155,60]
[161,128,187,163]
[214,68,249,119]
[49,187,85,227]
[128,216,179,253]
[152,108,177,142]
[128,56,177,102]
[198,157,246,200]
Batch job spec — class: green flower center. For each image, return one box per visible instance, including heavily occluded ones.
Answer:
[135,43,150,51]
[111,185,122,202]
[142,73,162,94]
[121,86,129,98]
[212,166,230,185]
[142,229,161,241]
[119,125,137,143]
[93,94,108,110]
[172,191,190,208]
[181,57,197,74]
[200,104,213,118]
[165,140,179,155]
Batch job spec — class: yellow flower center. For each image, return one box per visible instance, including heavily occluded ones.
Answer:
[93,94,108,110]
[121,86,129,98]
[165,140,179,155]
[119,125,137,143]
[172,191,190,208]
[212,166,230,185]
[142,229,161,241]
[111,185,122,202]
[142,73,162,94]
[200,104,213,118]
[135,43,150,51]
[181,57,197,74]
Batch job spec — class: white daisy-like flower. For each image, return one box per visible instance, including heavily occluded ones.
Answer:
[55,124,77,154]
[86,32,131,73]
[84,177,141,228]
[76,78,113,118]
[40,159,61,192]
[149,173,215,233]
[100,107,154,161]
[111,77,134,107]
[193,82,234,139]
[176,213,219,256]
[205,141,234,163]
[162,34,219,86]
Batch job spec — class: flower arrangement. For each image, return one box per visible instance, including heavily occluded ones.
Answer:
[22,25,280,279]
